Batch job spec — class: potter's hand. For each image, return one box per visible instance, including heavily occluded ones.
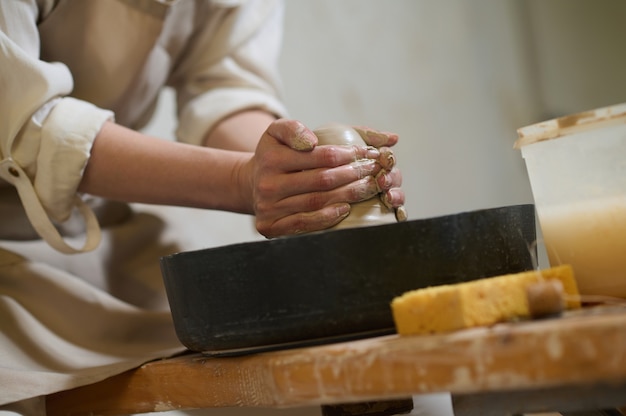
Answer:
[246,119,383,237]
[353,126,406,220]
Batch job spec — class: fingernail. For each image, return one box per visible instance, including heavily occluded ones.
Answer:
[337,203,350,217]
[380,192,393,209]
[375,170,390,192]
[395,205,408,222]
[379,148,396,169]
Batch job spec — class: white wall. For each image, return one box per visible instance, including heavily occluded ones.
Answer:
[526,0,626,117]
[140,0,626,258]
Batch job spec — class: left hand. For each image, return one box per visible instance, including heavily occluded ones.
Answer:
[353,126,405,216]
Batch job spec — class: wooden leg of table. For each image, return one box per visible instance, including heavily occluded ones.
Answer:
[320,398,414,416]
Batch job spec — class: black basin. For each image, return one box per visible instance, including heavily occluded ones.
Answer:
[160,204,537,356]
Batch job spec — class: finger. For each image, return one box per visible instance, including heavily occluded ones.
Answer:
[258,203,351,237]
[395,205,409,222]
[353,126,399,148]
[264,176,379,220]
[378,146,396,171]
[265,119,318,151]
[268,144,380,173]
[374,167,402,192]
[380,187,405,209]
[277,159,381,197]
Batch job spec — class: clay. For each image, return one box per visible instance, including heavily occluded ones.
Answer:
[313,123,399,230]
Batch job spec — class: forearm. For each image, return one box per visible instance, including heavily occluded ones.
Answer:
[78,121,253,213]
[203,109,277,152]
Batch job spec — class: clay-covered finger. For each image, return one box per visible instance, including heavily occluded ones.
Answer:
[260,176,379,224]
[374,167,402,192]
[257,203,351,237]
[278,176,379,212]
[353,126,399,148]
[257,160,381,203]
[265,119,318,151]
[378,146,396,170]
[351,159,382,179]
[380,188,405,209]
[272,144,380,172]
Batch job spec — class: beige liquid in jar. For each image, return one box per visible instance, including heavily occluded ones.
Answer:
[539,196,626,298]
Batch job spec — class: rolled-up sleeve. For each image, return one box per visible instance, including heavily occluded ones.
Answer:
[0,2,113,225]
[172,0,288,146]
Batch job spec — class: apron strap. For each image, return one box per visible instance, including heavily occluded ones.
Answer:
[0,158,101,254]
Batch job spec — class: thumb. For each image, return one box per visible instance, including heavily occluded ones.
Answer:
[266,119,318,151]
[353,126,399,148]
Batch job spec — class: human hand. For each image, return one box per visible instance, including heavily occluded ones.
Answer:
[352,126,406,220]
[244,119,389,237]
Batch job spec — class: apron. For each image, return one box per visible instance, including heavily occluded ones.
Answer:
[0,203,186,407]
[0,4,189,407]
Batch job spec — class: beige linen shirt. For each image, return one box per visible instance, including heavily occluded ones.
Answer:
[0,0,287,253]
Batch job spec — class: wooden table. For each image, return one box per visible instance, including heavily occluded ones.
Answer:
[46,305,626,416]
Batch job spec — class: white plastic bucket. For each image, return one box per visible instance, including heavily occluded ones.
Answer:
[516,103,626,298]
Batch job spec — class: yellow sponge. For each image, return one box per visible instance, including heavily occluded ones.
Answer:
[391,264,580,336]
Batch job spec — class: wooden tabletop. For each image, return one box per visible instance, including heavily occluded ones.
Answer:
[46,305,626,416]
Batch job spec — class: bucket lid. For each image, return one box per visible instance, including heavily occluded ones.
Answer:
[514,103,626,149]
